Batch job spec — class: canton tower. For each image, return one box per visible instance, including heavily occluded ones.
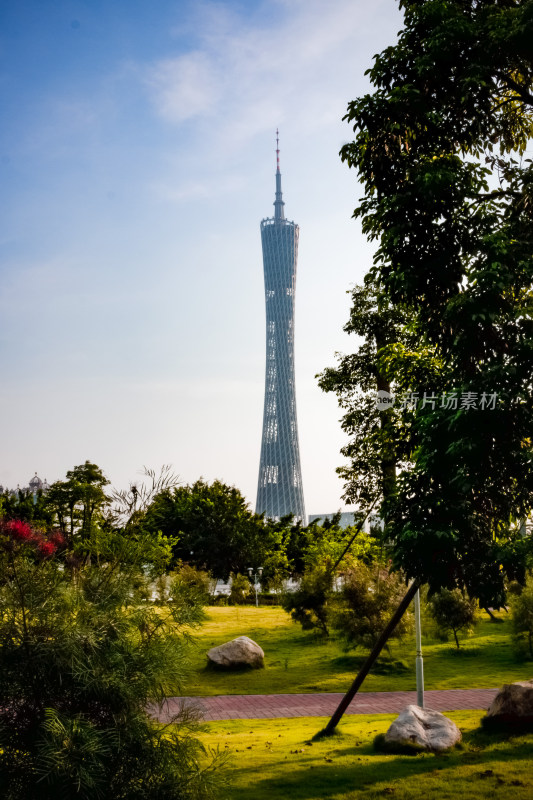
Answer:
[256,132,306,522]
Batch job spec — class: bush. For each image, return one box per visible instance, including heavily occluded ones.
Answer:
[428,588,478,649]
[511,577,533,660]
[228,572,250,605]
[330,562,412,652]
[176,563,214,604]
[0,519,224,800]
[281,563,334,636]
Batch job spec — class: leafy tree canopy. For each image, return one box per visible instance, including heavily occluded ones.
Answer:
[143,479,288,582]
[333,0,533,604]
[45,461,110,542]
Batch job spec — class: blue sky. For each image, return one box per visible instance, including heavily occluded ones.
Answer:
[0,0,403,513]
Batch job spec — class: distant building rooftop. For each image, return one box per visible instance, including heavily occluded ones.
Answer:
[308,512,356,529]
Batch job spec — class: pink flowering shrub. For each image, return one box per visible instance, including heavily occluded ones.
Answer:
[0,519,61,558]
[4,519,34,542]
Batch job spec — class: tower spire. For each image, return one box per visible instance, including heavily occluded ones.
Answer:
[274,128,285,221]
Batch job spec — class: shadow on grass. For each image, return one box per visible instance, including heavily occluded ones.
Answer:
[445,646,482,657]
[226,730,533,800]
[331,654,410,675]
[203,661,265,672]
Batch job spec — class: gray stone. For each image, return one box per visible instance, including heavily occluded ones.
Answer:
[207,636,264,669]
[484,680,533,726]
[384,705,461,752]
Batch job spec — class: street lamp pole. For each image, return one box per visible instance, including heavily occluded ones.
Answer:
[247,567,263,607]
[414,588,424,707]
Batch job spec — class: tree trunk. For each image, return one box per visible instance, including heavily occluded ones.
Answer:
[315,579,420,738]
[483,606,503,623]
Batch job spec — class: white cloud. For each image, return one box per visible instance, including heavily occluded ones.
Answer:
[149,172,246,202]
[144,0,398,149]
[146,52,218,123]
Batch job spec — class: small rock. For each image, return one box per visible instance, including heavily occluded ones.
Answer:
[207,636,264,669]
[483,680,533,729]
[383,705,461,753]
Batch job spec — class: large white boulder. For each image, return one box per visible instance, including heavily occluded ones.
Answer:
[207,636,265,669]
[484,680,533,727]
[384,705,461,752]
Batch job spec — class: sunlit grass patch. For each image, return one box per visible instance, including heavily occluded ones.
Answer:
[198,712,533,800]
[180,606,530,696]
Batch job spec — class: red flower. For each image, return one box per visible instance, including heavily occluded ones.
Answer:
[49,531,66,548]
[5,520,34,542]
[37,540,56,558]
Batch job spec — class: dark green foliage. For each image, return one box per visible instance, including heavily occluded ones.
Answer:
[44,461,110,543]
[142,479,372,584]
[318,282,418,508]
[330,0,533,604]
[0,488,54,529]
[176,563,214,605]
[143,479,288,582]
[0,519,223,800]
[228,572,251,605]
[281,563,334,636]
[511,576,533,659]
[330,562,412,652]
[151,563,214,607]
[428,588,478,649]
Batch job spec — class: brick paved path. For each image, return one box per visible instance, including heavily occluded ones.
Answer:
[155,688,498,722]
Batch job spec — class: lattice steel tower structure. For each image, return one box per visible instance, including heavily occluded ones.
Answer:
[256,133,306,521]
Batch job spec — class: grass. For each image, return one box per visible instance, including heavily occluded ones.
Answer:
[198,712,533,800]
[181,606,531,696]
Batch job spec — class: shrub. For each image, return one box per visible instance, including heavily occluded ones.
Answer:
[177,563,214,604]
[228,572,250,605]
[428,588,478,649]
[0,519,224,800]
[511,577,533,660]
[330,562,412,652]
[281,563,334,636]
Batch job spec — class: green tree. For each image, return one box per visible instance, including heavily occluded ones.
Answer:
[331,561,413,652]
[45,462,110,543]
[428,588,478,649]
[318,282,423,508]
[0,487,54,530]
[0,518,223,800]
[144,479,287,582]
[228,572,251,605]
[281,561,335,636]
[337,0,533,603]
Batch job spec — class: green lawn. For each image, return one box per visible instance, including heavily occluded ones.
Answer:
[198,712,533,800]
[181,606,532,696]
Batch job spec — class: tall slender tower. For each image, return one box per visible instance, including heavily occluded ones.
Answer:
[256,133,306,521]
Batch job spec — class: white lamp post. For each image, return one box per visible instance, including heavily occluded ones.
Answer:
[247,567,263,607]
[414,588,424,707]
